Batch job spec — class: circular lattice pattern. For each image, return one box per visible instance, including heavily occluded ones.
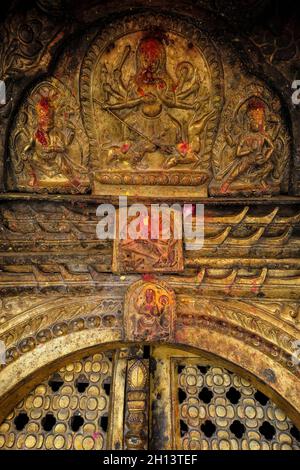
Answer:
[0,352,112,450]
[178,364,300,450]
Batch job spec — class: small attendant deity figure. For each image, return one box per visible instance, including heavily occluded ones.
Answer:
[159,295,170,331]
[21,96,82,188]
[134,288,171,340]
[221,98,274,193]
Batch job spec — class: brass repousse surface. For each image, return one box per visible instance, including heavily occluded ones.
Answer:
[0,0,300,452]
[0,352,113,450]
[2,346,300,450]
[5,12,291,198]
[174,359,300,450]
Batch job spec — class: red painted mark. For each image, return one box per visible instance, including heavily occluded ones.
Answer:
[92,432,101,441]
[35,129,47,146]
[178,141,189,155]
[140,37,163,62]
[251,280,259,294]
[247,98,265,132]
[158,80,165,89]
[137,87,145,96]
[29,170,38,187]
[172,84,178,92]
[220,182,229,194]
[35,96,54,144]
[71,178,81,187]
[39,96,50,111]
[247,98,265,112]
[120,143,130,153]
[142,274,155,281]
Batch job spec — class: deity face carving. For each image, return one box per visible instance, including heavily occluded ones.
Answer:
[137,37,166,78]
[249,117,260,132]
[145,288,155,303]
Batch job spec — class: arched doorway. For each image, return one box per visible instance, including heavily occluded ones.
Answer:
[1,344,299,450]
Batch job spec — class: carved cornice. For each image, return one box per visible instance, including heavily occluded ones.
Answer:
[177,296,300,330]
[178,314,299,378]
[1,202,299,257]
[177,296,299,343]
[0,265,300,298]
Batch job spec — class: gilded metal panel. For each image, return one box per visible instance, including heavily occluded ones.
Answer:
[3,11,291,197]
[172,357,300,450]
[0,1,299,452]
[0,352,113,450]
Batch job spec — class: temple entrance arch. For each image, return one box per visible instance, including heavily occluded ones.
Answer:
[0,342,299,450]
[0,0,300,456]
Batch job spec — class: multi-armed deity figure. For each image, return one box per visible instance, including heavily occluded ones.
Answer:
[98,35,213,170]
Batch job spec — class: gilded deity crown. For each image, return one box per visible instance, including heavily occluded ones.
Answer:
[247,97,265,129]
[247,97,265,116]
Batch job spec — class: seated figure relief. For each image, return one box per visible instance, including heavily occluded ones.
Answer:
[125,280,175,342]
[7,15,291,198]
[222,99,275,192]
[210,89,290,196]
[10,79,90,193]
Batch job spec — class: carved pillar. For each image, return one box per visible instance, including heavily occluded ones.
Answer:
[124,359,149,450]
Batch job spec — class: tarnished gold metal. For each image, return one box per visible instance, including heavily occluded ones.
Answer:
[173,358,300,450]
[124,279,176,342]
[6,13,290,197]
[1,345,299,450]
[112,208,184,273]
[124,359,149,450]
[0,2,299,453]
[150,346,300,450]
[0,351,113,450]
[10,79,90,193]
